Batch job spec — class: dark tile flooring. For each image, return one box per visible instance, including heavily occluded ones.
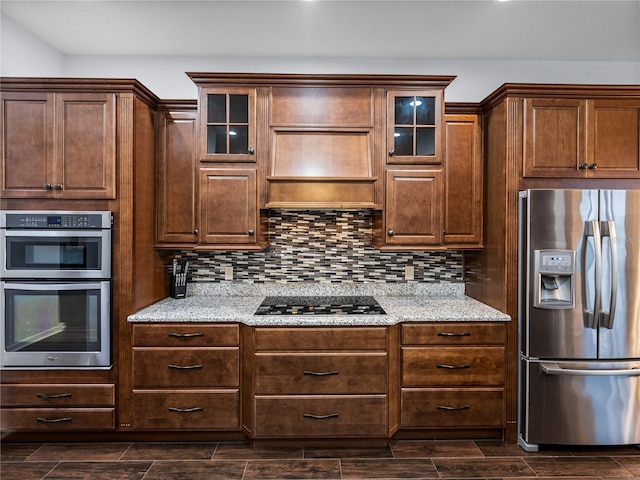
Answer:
[1,440,639,479]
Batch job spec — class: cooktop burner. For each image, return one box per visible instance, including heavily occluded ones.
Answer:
[254,296,386,315]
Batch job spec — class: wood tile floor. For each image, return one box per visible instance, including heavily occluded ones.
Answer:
[1,440,639,479]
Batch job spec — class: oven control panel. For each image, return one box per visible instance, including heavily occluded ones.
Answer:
[1,211,112,229]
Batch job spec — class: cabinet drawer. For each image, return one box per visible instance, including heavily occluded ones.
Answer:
[402,323,505,346]
[1,384,114,407]
[0,408,114,431]
[133,324,239,347]
[254,395,387,437]
[255,353,387,394]
[401,388,504,428]
[255,327,387,351]
[132,390,239,430]
[133,348,239,387]
[402,347,504,386]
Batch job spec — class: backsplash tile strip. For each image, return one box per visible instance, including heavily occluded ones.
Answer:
[178,210,463,283]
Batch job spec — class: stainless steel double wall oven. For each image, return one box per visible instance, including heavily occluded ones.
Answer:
[1,211,112,369]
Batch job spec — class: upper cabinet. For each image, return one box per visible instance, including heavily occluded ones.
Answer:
[387,90,443,165]
[522,93,640,179]
[198,87,256,162]
[1,91,116,199]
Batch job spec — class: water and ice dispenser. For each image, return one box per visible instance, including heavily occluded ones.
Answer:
[533,250,576,309]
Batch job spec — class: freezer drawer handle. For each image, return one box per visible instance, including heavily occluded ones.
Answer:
[436,405,470,411]
[303,370,339,377]
[168,407,204,413]
[303,413,339,420]
[541,363,640,377]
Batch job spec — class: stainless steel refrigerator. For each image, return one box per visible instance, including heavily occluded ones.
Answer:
[518,189,640,452]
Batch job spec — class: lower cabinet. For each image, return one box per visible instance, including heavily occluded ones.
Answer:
[245,326,396,439]
[131,323,240,431]
[400,323,506,434]
[0,383,115,431]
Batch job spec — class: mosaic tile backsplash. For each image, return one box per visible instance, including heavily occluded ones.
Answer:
[177,210,463,283]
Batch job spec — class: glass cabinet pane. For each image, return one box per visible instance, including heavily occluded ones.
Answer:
[394,97,414,125]
[229,125,248,154]
[394,127,414,156]
[207,125,228,154]
[416,127,435,156]
[415,97,435,125]
[229,95,249,123]
[207,94,226,124]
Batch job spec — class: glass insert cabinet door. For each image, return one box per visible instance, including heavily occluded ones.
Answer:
[387,90,443,165]
[199,87,256,162]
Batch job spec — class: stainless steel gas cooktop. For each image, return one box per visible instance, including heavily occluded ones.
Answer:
[254,296,386,315]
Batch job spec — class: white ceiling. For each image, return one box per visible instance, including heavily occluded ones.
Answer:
[2,0,639,62]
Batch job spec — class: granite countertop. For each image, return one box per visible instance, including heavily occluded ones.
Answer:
[128,283,510,326]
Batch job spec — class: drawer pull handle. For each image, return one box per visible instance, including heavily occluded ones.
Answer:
[303,370,339,377]
[303,413,339,420]
[36,393,72,399]
[168,364,203,370]
[436,405,470,411]
[168,332,204,338]
[437,364,471,369]
[36,417,72,423]
[168,407,204,413]
[437,332,471,337]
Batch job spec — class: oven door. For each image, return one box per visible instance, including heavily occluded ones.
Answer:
[1,229,111,279]
[1,281,111,369]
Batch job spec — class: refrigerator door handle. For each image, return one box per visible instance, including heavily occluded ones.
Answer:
[599,220,618,329]
[541,363,640,377]
[582,220,602,329]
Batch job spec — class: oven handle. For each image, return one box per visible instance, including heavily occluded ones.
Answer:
[2,229,107,238]
[1,281,108,291]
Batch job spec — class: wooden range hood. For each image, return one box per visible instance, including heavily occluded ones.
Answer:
[265,128,378,209]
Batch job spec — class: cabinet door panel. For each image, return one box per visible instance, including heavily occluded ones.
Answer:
[199,167,257,244]
[1,384,114,407]
[255,327,387,351]
[588,99,640,177]
[254,395,387,437]
[444,115,483,247]
[0,408,114,431]
[402,323,505,346]
[132,390,239,430]
[385,169,443,245]
[402,346,504,386]
[255,353,387,394]
[133,324,239,347]
[56,93,116,198]
[1,93,54,198]
[133,348,239,387]
[401,388,503,428]
[157,111,198,244]
[523,98,586,177]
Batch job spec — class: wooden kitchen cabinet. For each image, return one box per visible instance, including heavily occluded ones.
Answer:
[444,114,483,248]
[0,383,115,431]
[156,102,198,246]
[400,323,505,435]
[198,167,267,249]
[379,169,444,248]
[131,323,241,431]
[245,326,397,440]
[1,91,116,199]
[198,87,256,162]
[523,97,640,178]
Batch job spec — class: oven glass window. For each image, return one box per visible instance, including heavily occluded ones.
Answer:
[4,286,101,353]
[6,237,102,270]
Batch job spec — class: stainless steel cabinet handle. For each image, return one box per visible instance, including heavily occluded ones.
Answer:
[437,332,471,337]
[388,230,394,237]
[436,405,470,411]
[168,407,204,413]
[541,363,640,377]
[168,332,204,338]
[248,229,255,235]
[389,149,396,156]
[437,364,471,369]
[168,364,203,370]
[37,417,72,423]
[303,370,339,377]
[247,147,255,154]
[303,413,339,420]
[36,393,72,399]
[53,183,63,190]
[43,183,53,190]
[582,220,602,329]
